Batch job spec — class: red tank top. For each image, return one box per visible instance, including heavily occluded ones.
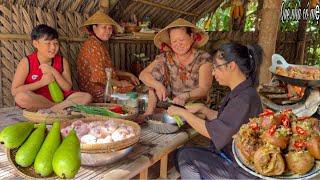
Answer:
[25,52,63,101]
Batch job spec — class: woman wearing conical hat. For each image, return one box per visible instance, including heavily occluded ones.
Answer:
[77,11,139,103]
[139,18,213,115]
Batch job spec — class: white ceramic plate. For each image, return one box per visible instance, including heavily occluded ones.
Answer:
[232,140,320,180]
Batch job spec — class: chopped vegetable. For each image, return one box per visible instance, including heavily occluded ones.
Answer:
[259,109,274,118]
[250,122,259,131]
[268,125,277,136]
[109,106,124,114]
[173,115,184,127]
[294,141,306,149]
[296,126,307,135]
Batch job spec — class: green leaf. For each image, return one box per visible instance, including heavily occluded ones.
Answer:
[73,104,123,118]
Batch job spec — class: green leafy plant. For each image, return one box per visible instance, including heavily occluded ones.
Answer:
[73,104,125,118]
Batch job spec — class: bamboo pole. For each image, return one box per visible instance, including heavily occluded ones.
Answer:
[133,0,198,17]
[0,33,86,42]
[258,0,282,84]
[0,33,157,41]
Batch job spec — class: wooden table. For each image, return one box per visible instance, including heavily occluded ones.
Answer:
[0,107,198,179]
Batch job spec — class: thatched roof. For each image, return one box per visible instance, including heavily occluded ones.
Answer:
[1,0,224,28]
[111,0,224,27]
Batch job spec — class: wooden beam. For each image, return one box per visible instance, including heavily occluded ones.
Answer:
[133,0,198,17]
[0,33,86,42]
[296,0,309,65]
[258,0,282,84]
[0,33,156,42]
[103,156,150,179]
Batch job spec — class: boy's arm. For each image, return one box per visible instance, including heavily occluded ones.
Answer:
[11,58,47,96]
[51,58,72,91]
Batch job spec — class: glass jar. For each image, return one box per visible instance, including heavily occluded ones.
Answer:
[126,92,138,108]
[104,68,113,102]
[111,93,129,106]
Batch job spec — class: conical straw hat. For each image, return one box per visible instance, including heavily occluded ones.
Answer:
[80,11,123,33]
[154,18,209,51]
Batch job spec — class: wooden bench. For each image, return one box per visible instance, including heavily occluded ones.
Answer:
[0,107,198,179]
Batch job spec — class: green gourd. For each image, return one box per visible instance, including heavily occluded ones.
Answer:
[48,81,64,103]
[52,129,80,179]
[15,123,46,167]
[34,122,61,177]
[0,122,34,149]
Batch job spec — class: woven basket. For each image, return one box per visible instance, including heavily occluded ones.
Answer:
[79,103,139,120]
[60,116,141,153]
[23,108,84,124]
[6,148,56,179]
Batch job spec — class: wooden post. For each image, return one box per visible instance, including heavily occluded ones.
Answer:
[140,168,148,180]
[258,0,282,84]
[159,155,168,179]
[296,0,309,65]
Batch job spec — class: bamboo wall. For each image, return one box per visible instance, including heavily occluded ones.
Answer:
[0,4,90,107]
[108,39,158,74]
[0,4,301,108]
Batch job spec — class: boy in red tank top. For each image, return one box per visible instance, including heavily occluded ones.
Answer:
[11,24,92,111]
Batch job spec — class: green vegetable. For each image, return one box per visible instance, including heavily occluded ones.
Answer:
[0,122,34,149]
[52,130,80,179]
[15,123,46,167]
[173,115,184,127]
[73,104,124,118]
[34,122,61,177]
[48,81,64,103]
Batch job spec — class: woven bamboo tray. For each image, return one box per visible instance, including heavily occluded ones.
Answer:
[147,119,179,134]
[23,108,84,124]
[60,116,141,153]
[78,103,139,120]
[6,143,57,179]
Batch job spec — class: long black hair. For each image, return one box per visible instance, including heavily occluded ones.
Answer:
[213,42,263,87]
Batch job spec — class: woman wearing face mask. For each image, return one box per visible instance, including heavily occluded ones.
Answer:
[167,42,264,179]
[139,18,213,115]
[77,11,139,103]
